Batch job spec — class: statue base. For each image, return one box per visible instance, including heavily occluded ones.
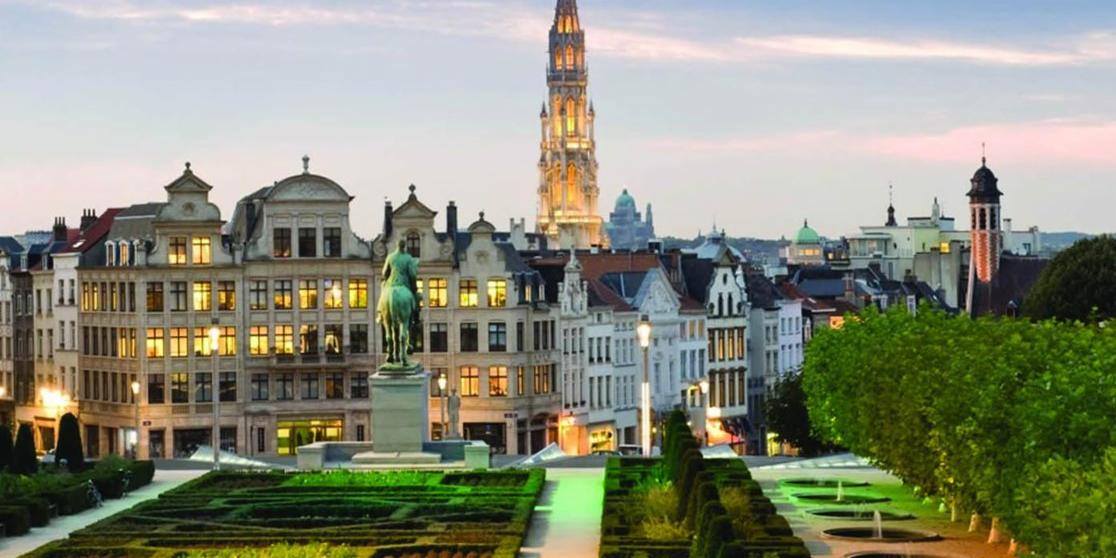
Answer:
[370,365,429,454]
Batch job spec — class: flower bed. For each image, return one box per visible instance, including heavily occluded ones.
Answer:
[27,468,545,558]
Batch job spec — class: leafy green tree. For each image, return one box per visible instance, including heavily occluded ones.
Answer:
[765,370,833,457]
[55,412,84,472]
[1025,235,1116,322]
[0,424,13,471]
[12,423,38,475]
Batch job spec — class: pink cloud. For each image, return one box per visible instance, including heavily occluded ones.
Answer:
[857,120,1116,164]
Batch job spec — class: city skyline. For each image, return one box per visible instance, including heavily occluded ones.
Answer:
[3,0,1116,239]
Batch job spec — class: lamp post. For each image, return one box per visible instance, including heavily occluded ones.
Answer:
[209,321,221,470]
[437,373,448,439]
[130,381,140,459]
[636,315,652,457]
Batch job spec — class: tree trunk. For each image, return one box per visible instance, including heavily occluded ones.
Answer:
[969,512,981,532]
[987,516,1003,543]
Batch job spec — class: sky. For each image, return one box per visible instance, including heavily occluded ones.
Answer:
[2,0,1115,240]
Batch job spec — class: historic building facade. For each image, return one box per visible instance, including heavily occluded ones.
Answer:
[605,189,655,251]
[535,0,607,249]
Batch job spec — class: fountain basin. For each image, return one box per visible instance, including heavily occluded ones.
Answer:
[807,509,913,521]
[792,493,890,505]
[780,478,869,488]
[824,527,940,542]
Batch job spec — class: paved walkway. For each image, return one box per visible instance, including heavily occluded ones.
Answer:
[520,468,604,558]
[0,469,206,558]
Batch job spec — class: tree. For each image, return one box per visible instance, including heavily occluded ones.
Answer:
[55,412,84,472]
[12,423,38,475]
[0,425,13,471]
[1025,235,1116,322]
[764,370,833,457]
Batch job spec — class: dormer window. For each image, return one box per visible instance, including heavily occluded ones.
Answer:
[119,241,130,267]
[192,236,211,265]
[105,242,116,267]
[168,236,188,266]
[405,232,421,258]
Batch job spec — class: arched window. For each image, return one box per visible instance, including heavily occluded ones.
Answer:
[565,45,574,68]
[566,164,579,203]
[554,51,562,70]
[105,242,115,267]
[405,232,421,258]
[119,241,130,267]
[727,294,734,315]
[565,97,576,134]
[979,208,987,230]
[718,294,724,316]
[989,208,997,230]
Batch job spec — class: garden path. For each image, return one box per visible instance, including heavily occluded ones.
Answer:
[520,467,604,558]
[0,468,206,558]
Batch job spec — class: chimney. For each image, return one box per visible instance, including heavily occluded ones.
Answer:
[80,209,97,231]
[446,201,458,239]
[383,200,393,240]
[52,217,67,242]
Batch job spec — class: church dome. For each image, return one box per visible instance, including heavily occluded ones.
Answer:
[794,219,820,245]
[615,189,636,211]
[967,158,1003,202]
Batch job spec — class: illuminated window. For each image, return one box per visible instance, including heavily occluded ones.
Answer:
[168,237,187,266]
[324,324,343,355]
[119,242,130,266]
[145,328,164,358]
[193,327,213,357]
[489,366,508,397]
[554,51,563,70]
[349,279,368,309]
[192,236,211,265]
[273,228,291,258]
[459,279,478,308]
[940,242,951,254]
[299,280,318,310]
[567,164,578,194]
[192,282,211,311]
[169,328,188,358]
[427,278,447,308]
[565,97,575,134]
[146,282,163,312]
[460,366,480,397]
[275,325,294,355]
[324,278,344,309]
[300,324,318,355]
[565,45,574,68]
[249,326,269,356]
[274,280,292,310]
[219,326,236,356]
[487,279,506,308]
[218,281,236,311]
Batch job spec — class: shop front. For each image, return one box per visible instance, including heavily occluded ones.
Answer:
[589,424,615,453]
[276,418,343,456]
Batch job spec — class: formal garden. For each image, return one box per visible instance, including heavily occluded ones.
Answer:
[27,467,545,558]
[599,410,809,558]
[1,413,156,539]
[803,304,1116,556]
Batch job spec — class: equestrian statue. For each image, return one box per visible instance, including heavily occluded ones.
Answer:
[378,239,421,371]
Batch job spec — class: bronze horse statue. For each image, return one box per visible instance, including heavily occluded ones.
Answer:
[378,239,420,369]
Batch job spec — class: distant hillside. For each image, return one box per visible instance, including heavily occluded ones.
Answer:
[1040,232,1100,253]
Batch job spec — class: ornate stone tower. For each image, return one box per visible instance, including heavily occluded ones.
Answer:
[536,0,607,249]
[967,155,1004,284]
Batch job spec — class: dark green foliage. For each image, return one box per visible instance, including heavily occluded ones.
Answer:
[12,423,38,475]
[764,371,834,457]
[42,481,91,515]
[0,505,32,536]
[55,413,84,472]
[0,425,13,471]
[16,497,52,527]
[715,541,744,558]
[129,460,156,488]
[693,501,727,552]
[684,478,718,530]
[674,449,704,520]
[692,515,733,558]
[1025,235,1116,322]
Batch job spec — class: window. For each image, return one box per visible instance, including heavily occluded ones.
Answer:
[248,280,267,310]
[119,242,130,266]
[351,373,369,398]
[251,374,269,401]
[517,367,525,397]
[196,373,212,402]
[192,236,211,265]
[459,279,478,307]
[145,328,164,358]
[299,280,317,310]
[171,373,188,403]
[249,326,269,356]
[323,227,341,257]
[405,232,421,257]
[324,279,344,309]
[349,279,368,309]
[273,228,292,258]
[148,374,165,404]
[516,322,524,351]
[169,327,188,358]
[325,372,344,399]
[218,281,236,311]
[300,373,319,399]
[460,366,480,397]
[219,371,236,402]
[300,324,319,355]
[168,236,187,265]
[460,323,478,352]
[489,366,508,397]
[430,323,448,353]
[193,327,213,357]
[193,282,211,311]
[487,279,506,307]
[170,282,187,312]
[298,228,316,258]
[146,282,164,312]
[275,325,294,355]
[350,324,368,354]
[274,280,293,310]
[488,322,507,352]
[324,324,343,354]
[276,373,294,400]
[427,278,448,308]
[219,326,236,356]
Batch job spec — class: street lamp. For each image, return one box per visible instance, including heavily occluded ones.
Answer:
[209,321,221,470]
[437,373,448,440]
[130,381,140,459]
[636,315,652,457]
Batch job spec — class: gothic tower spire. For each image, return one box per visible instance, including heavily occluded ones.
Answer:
[536,0,607,249]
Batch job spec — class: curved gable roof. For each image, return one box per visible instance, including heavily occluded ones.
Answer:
[267,173,353,203]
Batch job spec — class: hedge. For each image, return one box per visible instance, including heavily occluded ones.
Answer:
[0,505,32,536]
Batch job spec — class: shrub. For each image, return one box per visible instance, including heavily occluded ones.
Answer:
[130,460,156,488]
[0,425,13,471]
[719,486,752,535]
[186,543,358,558]
[0,505,32,536]
[640,515,690,541]
[42,481,91,515]
[17,497,52,527]
[640,483,677,522]
[692,514,733,558]
[12,423,38,475]
[55,413,84,473]
[684,477,718,530]
[674,450,704,520]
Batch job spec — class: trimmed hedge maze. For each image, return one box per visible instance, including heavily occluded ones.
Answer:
[27,469,545,558]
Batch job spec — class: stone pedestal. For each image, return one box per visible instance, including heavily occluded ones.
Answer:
[370,367,430,454]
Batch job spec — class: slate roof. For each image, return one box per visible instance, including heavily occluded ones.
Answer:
[65,208,123,253]
[969,255,1048,317]
[108,203,166,240]
[0,236,24,255]
[744,272,782,310]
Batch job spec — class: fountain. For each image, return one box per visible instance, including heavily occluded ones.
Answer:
[823,525,940,542]
[807,508,913,521]
[873,510,883,539]
[837,480,844,502]
[780,477,870,488]
[792,492,890,505]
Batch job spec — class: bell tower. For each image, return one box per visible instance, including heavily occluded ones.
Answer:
[967,154,1004,284]
[536,0,607,249]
